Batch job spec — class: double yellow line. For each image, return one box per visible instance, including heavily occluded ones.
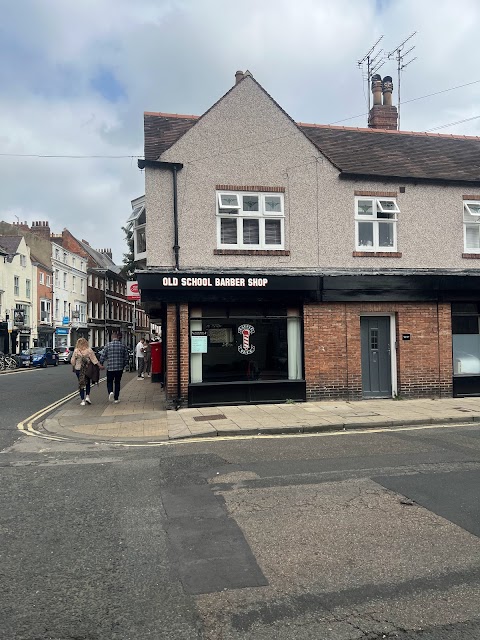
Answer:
[17,377,107,441]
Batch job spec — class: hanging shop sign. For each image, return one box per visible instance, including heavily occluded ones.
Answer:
[238,324,255,355]
[14,309,25,325]
[127,281,141,300]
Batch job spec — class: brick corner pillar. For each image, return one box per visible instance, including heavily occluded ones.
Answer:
[166,303,189,406]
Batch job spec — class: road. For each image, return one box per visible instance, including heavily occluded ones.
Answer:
[0,363,78,449]
[1,389,480,638]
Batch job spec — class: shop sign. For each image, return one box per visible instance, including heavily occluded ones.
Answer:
[56,328,69,335]
[62,316,70,325]
[127,281,141,300]
[191,331,208,353]
[14,309,25,325]
[238,324,255,355]
[162,276,269,288]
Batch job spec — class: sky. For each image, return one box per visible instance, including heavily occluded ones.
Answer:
[1,0,480,263]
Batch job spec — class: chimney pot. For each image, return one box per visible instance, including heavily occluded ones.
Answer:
[382,75,393,106]
[371,74,382,106]
[235,70,244,85]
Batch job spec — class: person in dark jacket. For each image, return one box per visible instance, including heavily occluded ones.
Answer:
[100,333,129,403]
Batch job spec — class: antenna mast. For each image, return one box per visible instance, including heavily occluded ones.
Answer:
[358,36,385,111]
[387,31,417,130]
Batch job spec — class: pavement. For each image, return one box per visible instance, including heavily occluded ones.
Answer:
[34,372,480,443]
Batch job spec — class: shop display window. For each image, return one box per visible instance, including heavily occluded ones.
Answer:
[452,303,480,375]
[190,306,302,384]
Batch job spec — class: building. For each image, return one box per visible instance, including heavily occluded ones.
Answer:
[34,258,54,347]
[51,231,88,348]
[0,236,35,353]
[134,70,480,408]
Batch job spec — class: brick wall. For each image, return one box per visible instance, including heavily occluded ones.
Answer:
[304,302,453,401]
[166,303,189,405]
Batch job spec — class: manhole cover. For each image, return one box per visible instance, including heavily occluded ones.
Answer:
[193,414,226,422]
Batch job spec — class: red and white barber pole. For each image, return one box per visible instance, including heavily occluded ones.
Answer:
[237,324,255,355]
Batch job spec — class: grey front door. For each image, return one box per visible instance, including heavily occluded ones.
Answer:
[360,316,392,398]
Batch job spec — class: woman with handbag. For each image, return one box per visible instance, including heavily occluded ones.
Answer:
[71,338,104,406]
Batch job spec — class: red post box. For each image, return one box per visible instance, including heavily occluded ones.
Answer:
[150,340,163,384]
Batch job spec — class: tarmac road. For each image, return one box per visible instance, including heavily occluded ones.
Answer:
[1,421,480,638]
[0,363,80,450]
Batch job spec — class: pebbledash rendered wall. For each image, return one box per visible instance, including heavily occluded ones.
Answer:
[146,75,480,272]
[304,302,453,401]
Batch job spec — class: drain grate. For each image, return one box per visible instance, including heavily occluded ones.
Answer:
[193,414,226,422]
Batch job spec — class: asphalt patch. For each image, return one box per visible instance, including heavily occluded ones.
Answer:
[373,469,480,538]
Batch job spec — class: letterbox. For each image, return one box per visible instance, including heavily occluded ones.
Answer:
[150,340,163,383]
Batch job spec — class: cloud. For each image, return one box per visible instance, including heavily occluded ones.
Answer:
[1,0,480,262]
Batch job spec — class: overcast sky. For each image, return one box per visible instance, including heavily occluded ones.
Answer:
[1,0,479,263]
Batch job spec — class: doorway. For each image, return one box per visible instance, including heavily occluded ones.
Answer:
[360,316,392,398]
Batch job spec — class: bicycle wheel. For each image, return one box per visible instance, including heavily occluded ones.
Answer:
[5,356,18,370]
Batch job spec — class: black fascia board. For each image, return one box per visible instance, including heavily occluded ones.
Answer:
[137,159,184,170]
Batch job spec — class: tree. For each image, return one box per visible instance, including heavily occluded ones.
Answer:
[121,225,136,279]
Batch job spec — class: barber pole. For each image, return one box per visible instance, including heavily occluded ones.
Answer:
[237,324,255,355]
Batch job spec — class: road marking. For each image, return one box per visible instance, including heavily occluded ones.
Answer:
[0,367,41,376]
[17,377,107,441]
[69,422,480,448]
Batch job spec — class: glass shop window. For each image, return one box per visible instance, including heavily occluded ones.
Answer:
[189,306,303,384]
[452,304,480,376]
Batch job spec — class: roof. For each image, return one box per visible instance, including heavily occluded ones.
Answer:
[77,240,121,274]
[144,112,197,163]
[298,124,480,183]
[0,236,22,262]
[143,91,480,183]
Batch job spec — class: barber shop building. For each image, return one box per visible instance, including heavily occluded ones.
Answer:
[135,71,480,407]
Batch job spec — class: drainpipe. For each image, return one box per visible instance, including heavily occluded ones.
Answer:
[138,159,184,407]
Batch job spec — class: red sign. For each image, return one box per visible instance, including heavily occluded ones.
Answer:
[127,281,141,300]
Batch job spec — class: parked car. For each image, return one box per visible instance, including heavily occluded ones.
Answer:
[22,347,59,368]
[55,346,74,363]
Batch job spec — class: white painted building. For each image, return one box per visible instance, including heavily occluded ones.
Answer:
[0,236,35,352]
[51,240,88,348]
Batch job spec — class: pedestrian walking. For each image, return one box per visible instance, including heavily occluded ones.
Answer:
[136,338,146,379]
[100,332,129,403]
[144,339,152,377]
[71,338,103,406]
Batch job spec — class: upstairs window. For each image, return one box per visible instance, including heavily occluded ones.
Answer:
[39,272,44,285]
[216,191,284,250]
[463,200,480,252]
[355,197,399,252]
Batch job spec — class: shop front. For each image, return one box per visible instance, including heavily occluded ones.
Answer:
[137,271,319,407]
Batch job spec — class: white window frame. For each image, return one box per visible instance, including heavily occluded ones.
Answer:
[39,272,44,285]
[14,276,19,296]
[216,191,285,250]
[46,275,51,287]
[354,196,398,252]
[26,279,31,299]
[463,201,480,253]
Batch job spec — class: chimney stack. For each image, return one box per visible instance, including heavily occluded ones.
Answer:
[29,220,51,239]
[235,70,244,85]
[368,74,398,130]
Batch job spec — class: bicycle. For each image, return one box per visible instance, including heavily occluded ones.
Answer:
[0,352,20,370]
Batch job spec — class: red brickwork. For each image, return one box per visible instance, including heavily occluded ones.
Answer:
[216,185,285,192]
[352,251,402,258]
[354,191,397,197]
[166,303,189,404]
[214,249,290,256]
[304,302,453,401]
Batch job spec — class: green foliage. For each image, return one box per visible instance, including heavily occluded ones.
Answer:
[120,225,136,279]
